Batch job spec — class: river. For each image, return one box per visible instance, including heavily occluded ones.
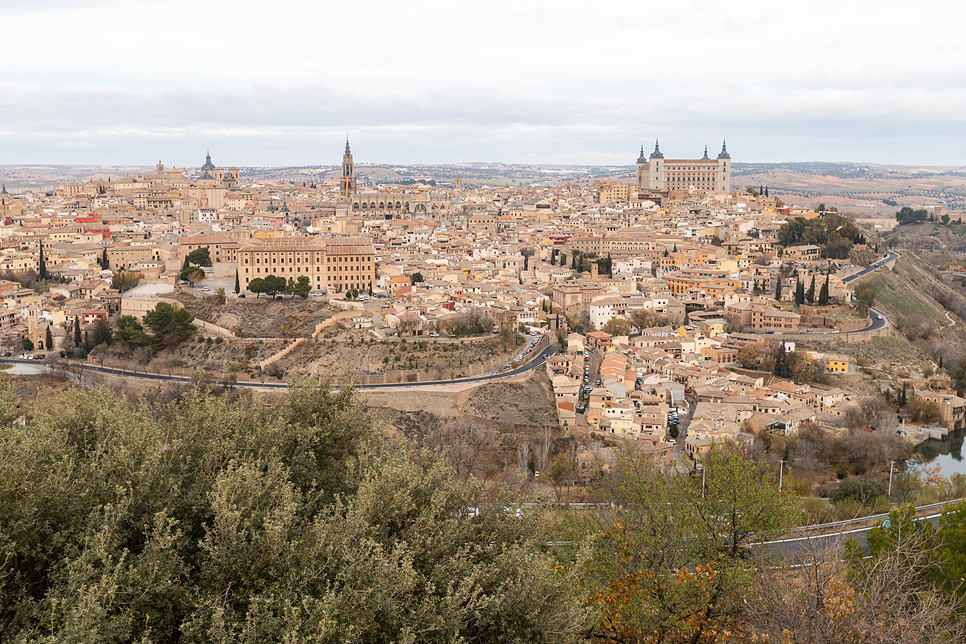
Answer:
[915,429,966,477]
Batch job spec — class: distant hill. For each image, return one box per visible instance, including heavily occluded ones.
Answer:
[732,162,966,212]
[2,161,964,212]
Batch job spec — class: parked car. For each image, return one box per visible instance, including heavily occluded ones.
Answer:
[0,352,10,357]
[429,332,440,337]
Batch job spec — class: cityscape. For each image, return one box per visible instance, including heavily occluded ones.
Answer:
[3,0,966,642]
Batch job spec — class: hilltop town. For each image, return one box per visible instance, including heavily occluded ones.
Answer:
[0,141,961,472]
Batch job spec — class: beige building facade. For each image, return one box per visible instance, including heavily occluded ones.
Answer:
[238,237,376,294]
[636,140,731,193]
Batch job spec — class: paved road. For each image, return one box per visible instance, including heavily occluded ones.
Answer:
[759,251,898,337]
[1,343,558,392]
[840,250,900,285]
[764,511,941,558]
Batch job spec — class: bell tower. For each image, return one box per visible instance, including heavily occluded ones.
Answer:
[340,138,357,197]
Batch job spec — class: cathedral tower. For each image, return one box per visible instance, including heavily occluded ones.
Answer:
[340,138,357,197]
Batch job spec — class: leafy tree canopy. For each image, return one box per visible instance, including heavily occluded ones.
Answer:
[186,247,213,267]
[0,382,584,643]
[895,206,929,225]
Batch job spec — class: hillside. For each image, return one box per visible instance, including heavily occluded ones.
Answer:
[851,250,966,369]
[886,221,966,253]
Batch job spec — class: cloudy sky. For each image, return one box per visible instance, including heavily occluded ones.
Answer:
[1,0,963,167]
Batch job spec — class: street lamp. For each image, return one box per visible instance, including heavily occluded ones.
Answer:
[888,460,895,497]
[778,460,787,492]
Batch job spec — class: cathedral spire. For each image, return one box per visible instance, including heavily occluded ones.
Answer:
[345,136,351,156]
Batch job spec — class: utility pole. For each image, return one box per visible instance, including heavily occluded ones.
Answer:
[779,460,786,492]
[889,460,895,497]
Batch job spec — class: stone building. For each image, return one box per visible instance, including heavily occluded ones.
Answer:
[636,140,731,193]
[238,237,376,294]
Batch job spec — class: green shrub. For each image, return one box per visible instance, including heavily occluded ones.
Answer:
[830,477,887,506]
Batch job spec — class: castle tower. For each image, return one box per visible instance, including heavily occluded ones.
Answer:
[716,140,731,193]
[340,138,357,198]
[648,139,666,191]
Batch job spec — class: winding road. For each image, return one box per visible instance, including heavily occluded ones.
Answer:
[3,343,558,392]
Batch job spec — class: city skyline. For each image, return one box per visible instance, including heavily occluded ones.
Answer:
[1,0,963,166]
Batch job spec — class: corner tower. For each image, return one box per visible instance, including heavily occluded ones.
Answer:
[648,140,666,191]
[716,140,731,192]
[340,138,357,198]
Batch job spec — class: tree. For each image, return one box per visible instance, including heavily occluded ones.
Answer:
[745,516,966,644]
[288,275,311,299]
[91,319,112,347]
[854,280,876,310]
[0,383,588,642]
[234,268,240,294]
[942,213,951,225]
[38,241,47,280]
[601,317,633,337]
[247,277,265,297]
[22,337,33,351]
[143,302,195,348]
[807,274,816,303]
[186,247,212,267]
[896,206,929,225]
[795,278,805,306]
[180,265,205,285]
[585,445,794,643]
[819,271,830,306]
[409,272,424,285]
[44,325,53,350]
[73,316,81,347]
[112,269,142,291]
[774,343,792,378]
[250,274,286,299]
[737,343,766,369]
[101,247,109,269]
[114,314,149,347]
[775,277,782,301]
[627,308,667,333]
[830,477,887,506]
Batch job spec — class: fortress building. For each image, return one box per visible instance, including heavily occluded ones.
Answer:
[636,140,731,193]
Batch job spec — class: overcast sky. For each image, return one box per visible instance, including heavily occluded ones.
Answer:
[1,0,963,167]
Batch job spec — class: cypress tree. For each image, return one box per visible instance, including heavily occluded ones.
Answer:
[795,279,805,306]
[234,269,240,295]
[102,247,109,269]
[74,317,81,347]
[45,325,53,351]
[775,278,782,301]
[807,275,816,303]
[939,355,944,369]
[38,241,48,280]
